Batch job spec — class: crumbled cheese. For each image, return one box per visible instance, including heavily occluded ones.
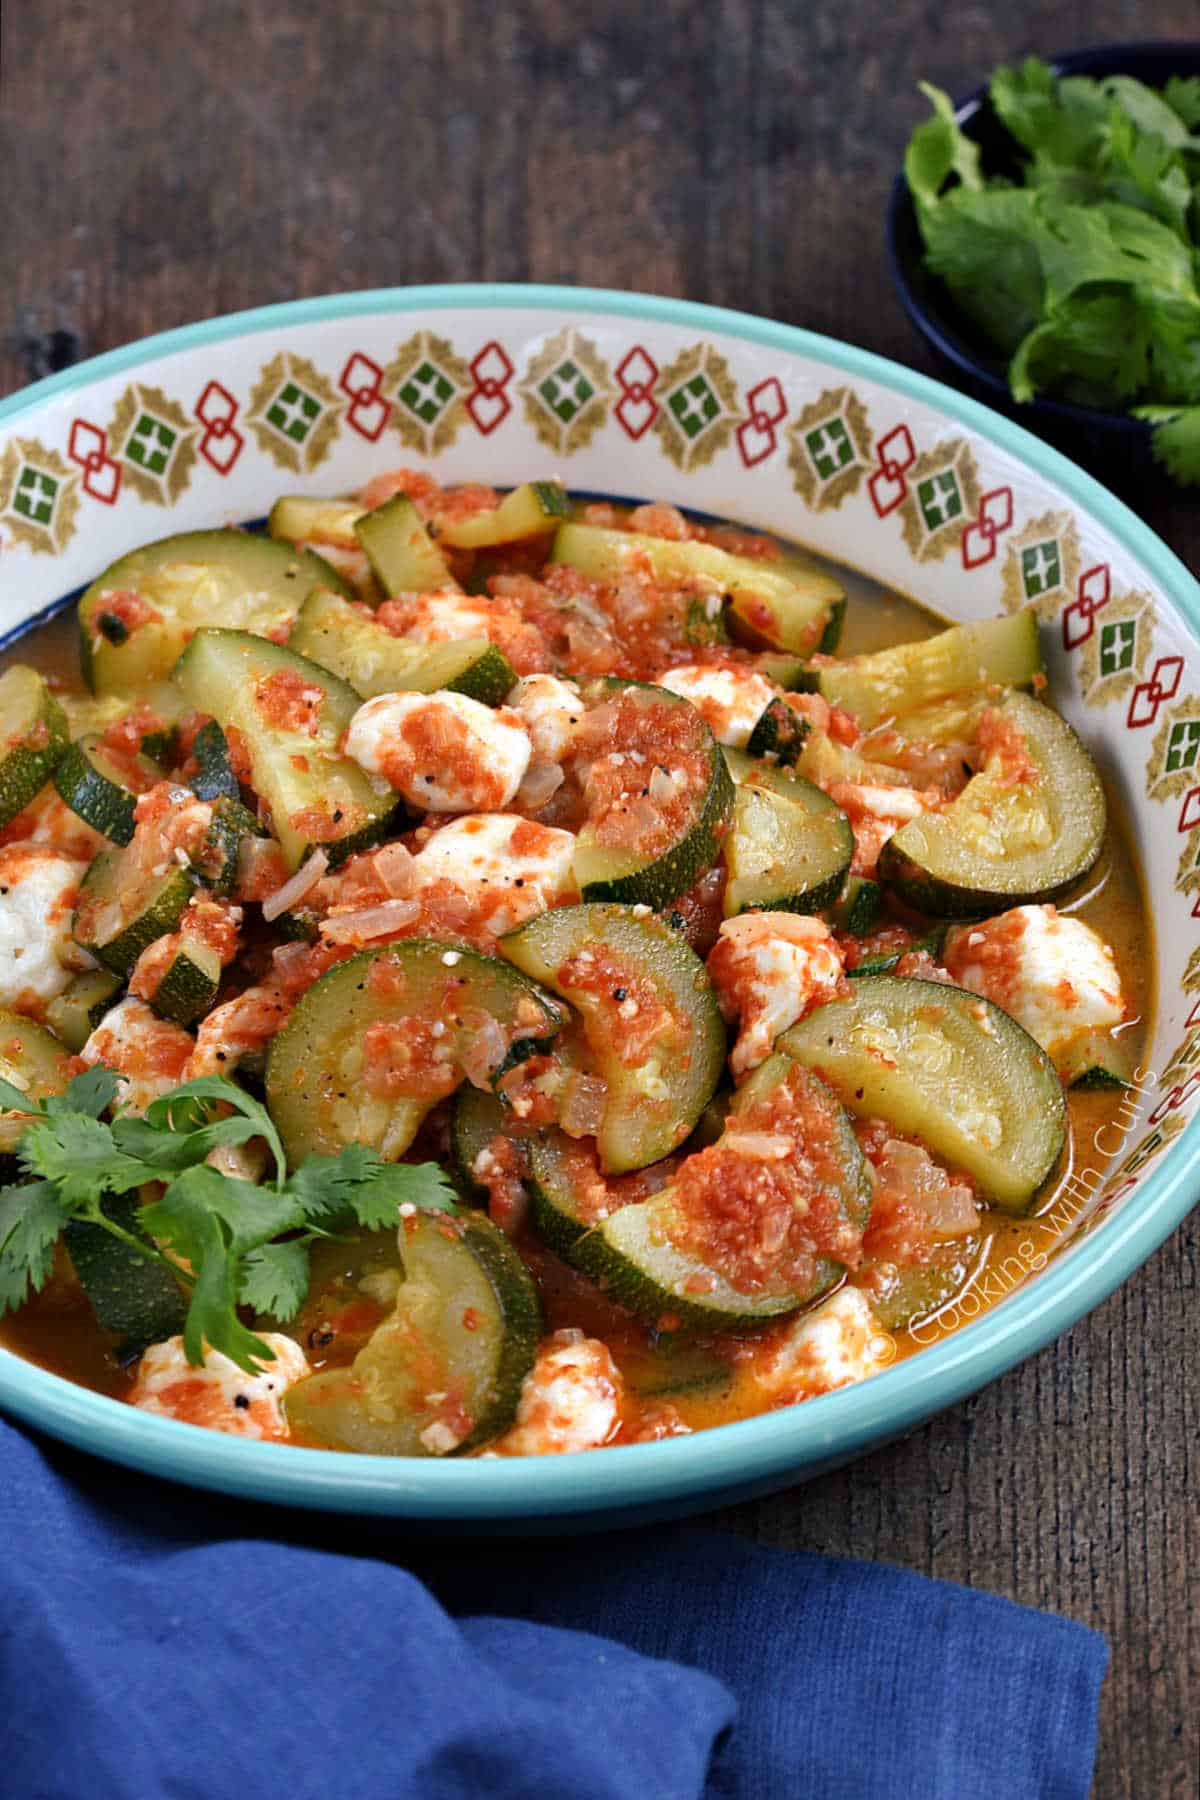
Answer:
[943,904,1127,1067]
[0,844,95,1010]
[755,1287,892,1402]
[507,673,584,763]
[707,912,845,1076]
[658,664,778,748]
[128,1334,311,1440]
[344,690,532,812]
[81,996,194,1115]
[387,590,501,643]
[413,812,577,935]
[488,1331,622,1455]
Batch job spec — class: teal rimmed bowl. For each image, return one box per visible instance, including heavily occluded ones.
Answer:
[1,284,1197,1527]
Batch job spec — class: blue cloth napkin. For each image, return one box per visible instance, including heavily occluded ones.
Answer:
[0,1417,1107,1800]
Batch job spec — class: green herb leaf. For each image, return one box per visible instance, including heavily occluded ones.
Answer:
[47,1067,122,1121]
[904,81,983,216]
[0,1179,74,1314]
[342,1160,458,1232]
[239,1240,310,1322]
[1136,404,1200,483]
[140,1076,286,1185]
[1164,76,1200,133]
[17,1113,150,1209]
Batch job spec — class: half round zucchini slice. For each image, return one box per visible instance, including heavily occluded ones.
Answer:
[570,680,734,909]
[0,1011,75,1149]
[53,734,161,845]
[780,973,1066,1212]
[501,903,726,1175]
[722,750,854,916]
[285,1211,541,1455]
[572,1055,871,1330]
[264,940,564,1167]
[79,528,352,693]
[877,691,1106,917]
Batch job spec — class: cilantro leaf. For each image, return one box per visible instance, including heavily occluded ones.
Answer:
[1165,76,1200,133]
[341,1160,458,1232]
[921,186,1044,352]
[0,1179,74,1314]
[904,82,983,217]
[139,1076,286,1185]
[47,1067,122,1121]
[283,1143,388,1221]
[1136,405,1200,484]
[0,1075,43,1119]
[239,1240,310,1322]
[17,1113,150,1209]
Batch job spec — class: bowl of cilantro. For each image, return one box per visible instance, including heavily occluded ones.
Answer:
[887,43,1200,487]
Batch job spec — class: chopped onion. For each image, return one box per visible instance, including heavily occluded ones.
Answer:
[559,1072,608,1138]
[721,1131,793,1161]
[515,758,565,812]
[319,898,421,943]
[262,849,329,921]
[460,1015,508,1089]
[648,765,682,804]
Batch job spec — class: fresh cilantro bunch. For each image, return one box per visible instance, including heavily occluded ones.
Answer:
[0,1068,455,1372]
[905,59,1200,482]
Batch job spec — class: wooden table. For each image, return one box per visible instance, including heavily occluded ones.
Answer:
[4,4,1197,1792]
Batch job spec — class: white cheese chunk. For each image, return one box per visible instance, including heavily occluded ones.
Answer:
[383,590,501,643]
[128,1334,311,1441]
[414,812,577,934]
[0,844,92,1009]
[943,904,1127,1065]
[707,912,845,1075]
[344,689,532,812]
[487,1330,622,1456]
[755,1287,892,1403]
[658,664,778,748]
[81,996,194,1114]
[507,674,584,763]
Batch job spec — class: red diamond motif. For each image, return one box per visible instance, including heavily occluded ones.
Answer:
[615,346,660,440]
[67,417,121,504]
[466,342,514,435]
[339,352,390,441]
[194,381,244,476]
[736,376,787,469]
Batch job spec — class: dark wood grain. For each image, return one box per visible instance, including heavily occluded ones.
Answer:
[2,3,1197,1793]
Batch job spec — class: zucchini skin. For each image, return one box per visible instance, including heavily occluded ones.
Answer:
[52,734,159,845]
[289,587,516,705]
[74,851,194,978]
[65,1195,187,1354]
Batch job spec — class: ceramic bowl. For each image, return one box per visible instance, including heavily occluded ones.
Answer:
[886,41,1200,479]
[1,284,1198,1527]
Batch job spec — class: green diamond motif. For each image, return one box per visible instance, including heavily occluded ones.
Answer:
[266,381,322,444]
[1166,719,1200,774]
[537,358,595,425]
[805,418,854,480]
[398,359,455,425]
[1099,618,1137,678]
[127,412,178,476]
[1020,539,1062,597]
[668,373,720,441]
[916,468,963,532]
[12,462,59,526]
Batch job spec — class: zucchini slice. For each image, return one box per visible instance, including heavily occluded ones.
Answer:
[500,903,726,1175]
[437,481,568,549]
[721,751,854,916]
[79,529,353,693]
[354,493,457,593]
[780,974,1066,1212]
[73,847,193,978]
[264,940,565,1166]
[189,719,240,802]
[65,1195,186,1353]
[570,680,734,909]
[815,611,1043,729]
[573,1055,870,1330]
[829,876,884,936]
[449,1087,510,1204]
[745,696,809,765]
[0,1011,74,1148]
[193,796,270,898]
[52,734,161,845]
[267,494,364,551]
[0,666,69,828]
[861,1232,987,1332]
[172,628,399,872]
[1056,1028,1136,1090]
[552,521,845,656]
[44,970,124,1052]
[289,587,516,705]
[525,1130,610,1260]
[141,938,222,1027]
[285,1211,541,1455]
[877,691,1107,917]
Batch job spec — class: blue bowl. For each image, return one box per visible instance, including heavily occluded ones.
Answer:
[0,283,1198,1528]
[886,41,1200,482]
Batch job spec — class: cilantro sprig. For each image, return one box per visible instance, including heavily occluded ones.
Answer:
[905,58,1200,482]
[0,1068,455,1372]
